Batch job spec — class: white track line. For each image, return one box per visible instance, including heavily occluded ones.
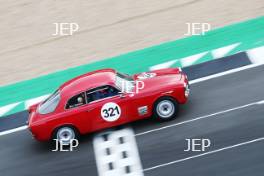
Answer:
[0,125,27,136]
[135,99,264,136]
[247,46,264,64]
[0,62,263,137]
[189,63,264,85]
[143,136,264,172]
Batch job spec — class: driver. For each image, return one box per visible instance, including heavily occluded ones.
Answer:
[77,97,84,104]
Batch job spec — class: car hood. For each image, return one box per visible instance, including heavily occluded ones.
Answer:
[132,68,182,92]
[133,68,182,80]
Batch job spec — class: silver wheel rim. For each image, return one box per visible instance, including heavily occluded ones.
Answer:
[57,127,75,145]
[156,100,175,119]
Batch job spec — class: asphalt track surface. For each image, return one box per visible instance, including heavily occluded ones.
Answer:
[0,64,264,176]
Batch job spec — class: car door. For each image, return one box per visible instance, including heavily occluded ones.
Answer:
[83,85,132,132]
[63,92,93,134]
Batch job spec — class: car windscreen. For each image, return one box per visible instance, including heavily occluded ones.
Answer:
[115,72,134,93]
[38,90,60,114]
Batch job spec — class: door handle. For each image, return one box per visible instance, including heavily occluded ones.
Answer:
[86,108,95,112]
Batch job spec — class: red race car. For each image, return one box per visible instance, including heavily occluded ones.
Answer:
[28,68,189,143]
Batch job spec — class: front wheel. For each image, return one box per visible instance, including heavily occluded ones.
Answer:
[153,96,179,121]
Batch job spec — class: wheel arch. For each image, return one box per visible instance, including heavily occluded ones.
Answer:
[153,95,179,105]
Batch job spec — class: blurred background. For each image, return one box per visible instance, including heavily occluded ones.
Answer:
[0,0,263,85]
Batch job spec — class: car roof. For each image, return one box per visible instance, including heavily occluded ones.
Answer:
[59,68,117,97]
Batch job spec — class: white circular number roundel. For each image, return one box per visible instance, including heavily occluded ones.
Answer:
[101,102,121,122]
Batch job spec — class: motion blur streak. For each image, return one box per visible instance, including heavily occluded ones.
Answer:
[189,63,264,85]
[143,137,264,172]
[135,99,264,136]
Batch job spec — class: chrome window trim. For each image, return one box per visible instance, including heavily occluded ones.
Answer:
[64,85,122,110]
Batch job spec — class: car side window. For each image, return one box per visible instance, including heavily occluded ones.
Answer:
[86,85,120,103]
[66,92,86,109]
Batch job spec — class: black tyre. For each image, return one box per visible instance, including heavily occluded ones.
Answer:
[153,96,179,121]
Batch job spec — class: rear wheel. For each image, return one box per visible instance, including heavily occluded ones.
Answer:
[153,96,178,121]
[53,126,79,145]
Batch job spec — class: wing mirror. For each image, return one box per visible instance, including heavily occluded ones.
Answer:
[118,92,126,98]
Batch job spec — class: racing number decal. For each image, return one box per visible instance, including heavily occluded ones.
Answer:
[102,106,119,118]
[101,102,121,122]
